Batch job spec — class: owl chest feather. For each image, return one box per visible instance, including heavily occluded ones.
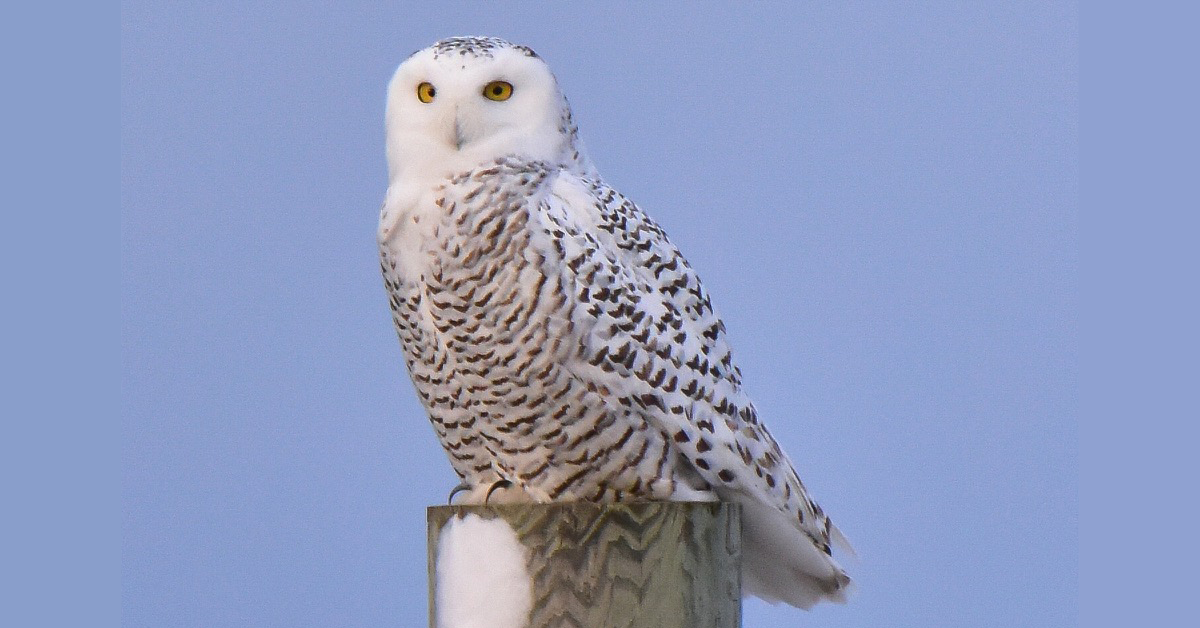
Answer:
[380,161,680,500]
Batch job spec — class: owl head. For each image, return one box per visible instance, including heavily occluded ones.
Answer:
[385,37,591,184]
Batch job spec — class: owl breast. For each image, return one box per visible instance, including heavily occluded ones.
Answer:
[380,157,703,502]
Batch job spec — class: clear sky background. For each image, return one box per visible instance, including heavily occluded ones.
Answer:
[122,2,1077,626]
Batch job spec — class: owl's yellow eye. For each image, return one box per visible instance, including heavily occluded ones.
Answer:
[482,81,513,101]
[416,82,436,103]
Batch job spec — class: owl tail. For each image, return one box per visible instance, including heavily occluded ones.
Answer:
[739,501,853,609]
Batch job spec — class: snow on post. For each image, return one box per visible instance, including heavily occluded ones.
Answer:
[427,502,741,628]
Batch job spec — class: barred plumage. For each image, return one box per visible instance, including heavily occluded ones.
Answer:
[380,36,852,609]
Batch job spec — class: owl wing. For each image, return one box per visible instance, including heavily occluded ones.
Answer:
[533,171,851,607]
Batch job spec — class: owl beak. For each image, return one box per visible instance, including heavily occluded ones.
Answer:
[453,107,466,150]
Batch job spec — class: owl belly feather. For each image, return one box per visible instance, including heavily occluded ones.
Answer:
[382,160,685,502]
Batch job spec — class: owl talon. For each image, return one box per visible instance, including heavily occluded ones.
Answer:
[447,482,471,504]
[484,479,513,504]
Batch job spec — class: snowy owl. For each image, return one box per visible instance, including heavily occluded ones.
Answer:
[379,36,852,609]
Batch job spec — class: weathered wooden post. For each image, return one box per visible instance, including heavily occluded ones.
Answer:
[428,502,741,628]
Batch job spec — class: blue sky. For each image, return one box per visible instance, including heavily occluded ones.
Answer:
[122,2,1077,626]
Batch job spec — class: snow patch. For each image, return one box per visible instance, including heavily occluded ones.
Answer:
[436,513,532,628]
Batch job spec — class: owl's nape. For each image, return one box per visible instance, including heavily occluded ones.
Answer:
[379,36,851,610]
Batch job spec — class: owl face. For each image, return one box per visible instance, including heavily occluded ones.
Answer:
[385,38,572,182]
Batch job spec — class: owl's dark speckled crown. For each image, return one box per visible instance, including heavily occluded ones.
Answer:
[429,36,539,60]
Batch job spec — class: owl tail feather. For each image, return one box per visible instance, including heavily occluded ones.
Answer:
[739,501,853,610]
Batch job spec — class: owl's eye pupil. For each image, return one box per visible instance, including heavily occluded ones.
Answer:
[417,82,436,103]
[492,86,502,95]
